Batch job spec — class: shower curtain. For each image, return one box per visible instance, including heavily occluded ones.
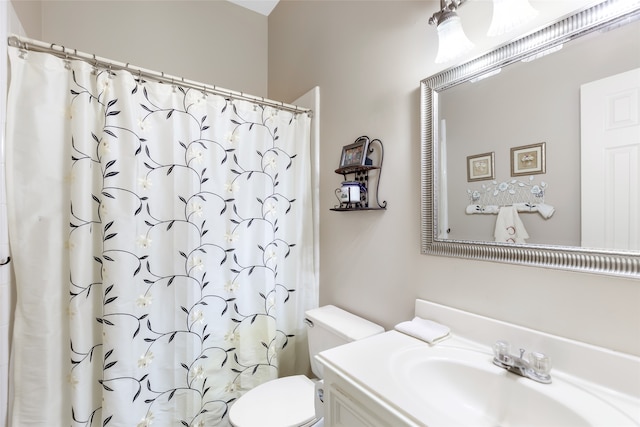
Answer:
[5,46,317,426]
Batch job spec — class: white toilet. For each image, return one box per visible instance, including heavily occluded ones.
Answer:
[228,305,384,427]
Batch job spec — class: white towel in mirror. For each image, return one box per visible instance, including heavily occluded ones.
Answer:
[512,202,555,219]
[494,205,529,243]
[535,203,555,219]
[466,204,500,214]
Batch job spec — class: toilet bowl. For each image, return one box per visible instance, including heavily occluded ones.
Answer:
[228,305,383,427]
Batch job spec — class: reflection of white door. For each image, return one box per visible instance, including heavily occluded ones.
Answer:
[580,68,640,250]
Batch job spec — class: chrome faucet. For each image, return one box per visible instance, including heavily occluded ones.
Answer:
[492,340,552,384]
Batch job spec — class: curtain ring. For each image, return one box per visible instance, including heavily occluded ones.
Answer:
[0,257,10,266]
[62,46,72,70]
[18,42,28,59]
[90,54,98,74]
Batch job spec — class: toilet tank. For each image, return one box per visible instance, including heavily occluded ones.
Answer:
[305,305,384,379]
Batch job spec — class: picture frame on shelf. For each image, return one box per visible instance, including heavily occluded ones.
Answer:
[466,151,495,182]
[511,142,546,176]
[339,136,370,169]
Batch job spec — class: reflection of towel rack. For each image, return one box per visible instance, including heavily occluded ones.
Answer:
[466,203,555,219]
[0,257,10,266]
[466,177,555,219]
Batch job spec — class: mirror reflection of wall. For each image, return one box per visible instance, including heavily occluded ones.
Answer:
[439,18,640,247]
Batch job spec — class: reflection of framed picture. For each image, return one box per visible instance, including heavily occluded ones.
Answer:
[339,136,370,168]
[467,152,495,182]
[511,142,546,176]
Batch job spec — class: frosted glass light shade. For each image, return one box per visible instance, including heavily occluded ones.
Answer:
[487,0,538,36]
[434,15,474,64]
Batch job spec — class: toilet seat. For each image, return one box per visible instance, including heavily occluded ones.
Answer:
[229,375,318,427]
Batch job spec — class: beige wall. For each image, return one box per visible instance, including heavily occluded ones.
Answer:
[37,0,268,97]
[9,1,41,37]
[8,0,640,358]
[268,0,640,357]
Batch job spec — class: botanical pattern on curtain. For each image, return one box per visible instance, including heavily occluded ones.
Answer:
[6,47,315,427]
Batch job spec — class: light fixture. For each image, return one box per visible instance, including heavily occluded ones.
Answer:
[487,0,538,37]
[429,0,474,64]
[429,0,539,63]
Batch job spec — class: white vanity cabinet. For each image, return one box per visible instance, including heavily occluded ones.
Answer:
[316,331,428,427]
[320,361,419,427]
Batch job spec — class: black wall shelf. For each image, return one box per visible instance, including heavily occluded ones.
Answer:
[331,137,387,211]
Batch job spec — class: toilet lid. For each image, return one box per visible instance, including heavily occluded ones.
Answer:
[229,375,317,427]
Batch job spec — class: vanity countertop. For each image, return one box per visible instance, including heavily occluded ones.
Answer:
[317,330,469,426]
[316,330,640,426]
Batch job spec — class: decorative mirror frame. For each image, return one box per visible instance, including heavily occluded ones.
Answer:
[420,0,640,278]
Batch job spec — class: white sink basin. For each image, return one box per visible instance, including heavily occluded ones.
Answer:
[392,345,637,427]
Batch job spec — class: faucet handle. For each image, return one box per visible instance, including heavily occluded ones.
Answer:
[528,351,552,382]
[493,340,512,364]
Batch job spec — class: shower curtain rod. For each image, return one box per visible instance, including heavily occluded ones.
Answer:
[7,35,313,117]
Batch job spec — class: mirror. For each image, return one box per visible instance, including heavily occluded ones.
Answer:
[421,0,640,277]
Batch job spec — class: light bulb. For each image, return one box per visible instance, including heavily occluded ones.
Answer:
[435,14,474,64]
[487,0,538,37]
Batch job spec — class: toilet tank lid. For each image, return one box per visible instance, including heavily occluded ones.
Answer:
[305,305,384,341]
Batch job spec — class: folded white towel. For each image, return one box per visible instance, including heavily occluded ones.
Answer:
[512,202,555,219]
[536,203,555,219]
[512,202,533,213]
[394,316,451,344]
[465,204,481,214]
[466,204,500,214]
